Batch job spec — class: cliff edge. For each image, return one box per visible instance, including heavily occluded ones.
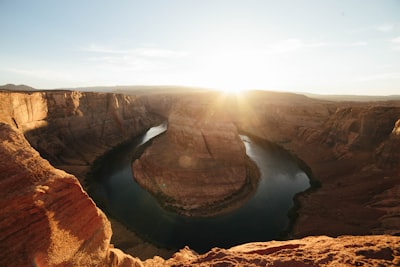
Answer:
[0,122,142,266]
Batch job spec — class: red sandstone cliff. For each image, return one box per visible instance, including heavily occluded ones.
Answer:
[0,123,142,266]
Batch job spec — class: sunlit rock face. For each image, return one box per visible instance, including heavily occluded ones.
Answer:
[0,123,142,266]
[133,95,248,215]
[376,118,400,167]
[147,235,400,266]
[393,119,400,136]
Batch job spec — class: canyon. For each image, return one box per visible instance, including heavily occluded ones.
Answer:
[0,87,399,266]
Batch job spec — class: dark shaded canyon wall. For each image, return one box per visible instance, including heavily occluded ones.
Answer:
[231,91,400,237]
[0,91,163,181]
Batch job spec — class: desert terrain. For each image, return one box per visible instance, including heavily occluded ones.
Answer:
[0,85,399,266]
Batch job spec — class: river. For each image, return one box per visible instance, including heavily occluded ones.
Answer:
[88,123,310,252]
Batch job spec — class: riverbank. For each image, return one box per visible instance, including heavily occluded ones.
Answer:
[86,126,311,258]
[234,99,400,239]
[105,155,259,259]
[238,131,321,240]
[84,125,175,260]
[86,128,261,255]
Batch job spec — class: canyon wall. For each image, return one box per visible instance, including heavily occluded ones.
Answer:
[0,122,142,266]
[0,90,163,266]
[0,91,163,181]
[0,89,399,266]
[232,91,400,238]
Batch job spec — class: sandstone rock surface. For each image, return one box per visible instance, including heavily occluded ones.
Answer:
[0,123,142,266]
[146,235,400,266]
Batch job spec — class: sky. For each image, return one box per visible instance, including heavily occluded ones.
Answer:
[0,0,400,95]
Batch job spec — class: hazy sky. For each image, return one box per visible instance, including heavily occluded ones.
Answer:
[1,0,400,95]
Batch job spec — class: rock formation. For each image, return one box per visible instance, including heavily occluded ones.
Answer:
[0,88,399,266]
[133,95,253,216]
[0,90,165,264]
[0,91,163,182]
[0,122,142,266]
[147,235,400,266]
[232,91,400,238]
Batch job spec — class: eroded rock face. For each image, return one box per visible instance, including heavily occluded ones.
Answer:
[231,92,400,238]
[0,122,145,266]
[0,123,142,266]
[133,95,249,215]
[148,235,400,266]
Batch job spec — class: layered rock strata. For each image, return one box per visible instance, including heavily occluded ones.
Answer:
[133,96,252,215]
[233,91,400,238]
[0,91,162,182]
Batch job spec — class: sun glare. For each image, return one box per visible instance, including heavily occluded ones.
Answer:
[217,86,245,95]
[189,46,271,96]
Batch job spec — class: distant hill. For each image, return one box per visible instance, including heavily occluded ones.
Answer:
[0,84,37,92]
[1,84,399,102]
[304,93,400,102]
[74,85,211,95]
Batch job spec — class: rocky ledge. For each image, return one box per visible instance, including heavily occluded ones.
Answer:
[133,95,258,216]
[147,235,400,266]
